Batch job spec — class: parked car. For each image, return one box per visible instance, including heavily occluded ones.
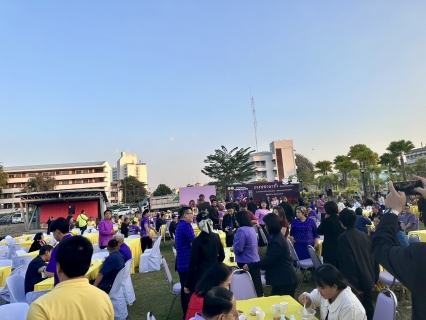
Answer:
[130,207,139,214]
[12,212,24,224]
[112,206,131,215]
[0,215,13,225]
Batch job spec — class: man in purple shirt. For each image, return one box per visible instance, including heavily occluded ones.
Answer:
[98,210,116,249]
[317,193,326,221]
[114,233,132,263]
[45,217,72,286]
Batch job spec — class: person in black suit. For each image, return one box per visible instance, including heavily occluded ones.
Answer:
[316,201,344,269]
[278,197,295,223]
[222,203,237,247]
[243,213,298,297]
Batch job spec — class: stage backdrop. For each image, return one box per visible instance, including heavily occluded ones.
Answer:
[179,186,216,206]
[226,182,300,203]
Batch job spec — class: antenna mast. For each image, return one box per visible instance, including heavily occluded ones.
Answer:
[251,94,258,152]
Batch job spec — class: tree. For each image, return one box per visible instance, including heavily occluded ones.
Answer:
[348,144,379,167]
[379,153,399,175]
[334,155,358,188]
[153,184,173,196]
[406,158,426,177]
[386,140,415,181]
[21,174,56,193]
[0,165,7,196]
[295,153,315,184]
[314,161,333,175]
[202,146,256,194]
[120,176,148,204]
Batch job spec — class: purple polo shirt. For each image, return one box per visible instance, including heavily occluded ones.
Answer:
[45,233,72,286]
[98,219,114,247]
[140,216,150,238]
[119,243,132,263]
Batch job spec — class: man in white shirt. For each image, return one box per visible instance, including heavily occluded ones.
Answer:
[353,197,361,209]
[337,197,346,213]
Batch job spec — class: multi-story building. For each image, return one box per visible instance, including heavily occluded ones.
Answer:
[112,152,148,186]
[249,140,297,182]
[0,161,111,214]
[406,146,426,165]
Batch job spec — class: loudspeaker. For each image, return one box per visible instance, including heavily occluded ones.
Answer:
[68,205,75,215]
[326,189,333,197]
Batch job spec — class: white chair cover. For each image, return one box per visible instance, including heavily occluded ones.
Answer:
[122,259,136,305]
[26,290,50,304]
[0,260,13,267]
[92,252,109,260]
[92,244,101,254]
[109,268,128,320]
[0,267,25,303]
[91,229,99,233]
[15,250,27,257]
[5,275,26,303]
[0,302,29,320]
[13,256,33,274]
[0,248,10,260]
[128,235,140,239]
[139,236,162,273]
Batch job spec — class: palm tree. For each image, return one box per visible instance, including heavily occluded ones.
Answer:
[315,160,333,175]
[386,140,415,181]
[348,144,379,167]
[379,153,399,176]
[334,155,358,189]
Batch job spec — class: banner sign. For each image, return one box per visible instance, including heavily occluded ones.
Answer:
[226,182,300,202]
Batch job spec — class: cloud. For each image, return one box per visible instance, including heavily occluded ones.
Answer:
[170,137,174,141]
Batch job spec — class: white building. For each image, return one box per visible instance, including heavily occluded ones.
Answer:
[249,140,297,182]
[406,146,426,165]
[112,152,148,186]
[0,161,111,214]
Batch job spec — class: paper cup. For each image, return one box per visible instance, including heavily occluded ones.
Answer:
[269,304,280,315]
[280,302,288,313]
[255,310,265,320]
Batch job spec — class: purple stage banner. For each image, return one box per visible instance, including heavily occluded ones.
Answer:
[226,182,300,202]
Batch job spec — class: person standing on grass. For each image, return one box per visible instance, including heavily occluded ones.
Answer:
[317,194,326,221]
[140,209,156,252]
[98,210,117,250]
[175,206,196,319]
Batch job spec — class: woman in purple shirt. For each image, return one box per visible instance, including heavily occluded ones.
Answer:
[232,211,263,297]
[290,207,320,261]
[255,201,269,247]
[98,210,116,249]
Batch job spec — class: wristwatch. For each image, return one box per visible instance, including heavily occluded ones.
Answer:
[384,208,399,215]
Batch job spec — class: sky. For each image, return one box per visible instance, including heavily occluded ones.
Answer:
[1,1,426,191]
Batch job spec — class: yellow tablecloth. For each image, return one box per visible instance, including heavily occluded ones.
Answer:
[0,266,12,287]
[21,250,39,259]
[223,248,238,268]
[408,230,426,242]
[124,238,142,274]
[34,260,103,292]
[236,296,318,320]
[84,233,99,245]
[20,236,54,249]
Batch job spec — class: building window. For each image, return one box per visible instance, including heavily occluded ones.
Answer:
[255,161,266,167]
[60,171,70,175]
[60,180,70,185]
[83,179,89,184]
[28,173,36,177]
[75,179,83,184]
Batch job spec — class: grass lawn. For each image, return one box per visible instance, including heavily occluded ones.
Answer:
[128,235,417,320]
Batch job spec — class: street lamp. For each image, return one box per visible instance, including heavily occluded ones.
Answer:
[299,179,304,197]
[359,166,367,199]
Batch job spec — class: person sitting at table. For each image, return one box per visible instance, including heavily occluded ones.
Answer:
[114,233,132,263]
[155,212,167,232]
[191,286,237,320]
[87,217,96,228]
[24,245,53,294]
[27,236,114,320]
[128,220,141,235]
[368,214,382,238]
[399,205,418,234]
[185,263,232,320]
[94,239,125,293]
[317,201,344,269]
[290,206,320,265]
[298,264,366,320]
[169,214,178,239]
[120,217,130,238]
[354,207,372,233]
[222,203,237,247]
[29,232,47,253]
[243,213,298,297]
[67,215,75,231]
[184,212,225,295]
[45,217,72,286]
[231,211,263,297]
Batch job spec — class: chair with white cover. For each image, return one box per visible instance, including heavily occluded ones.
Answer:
[372,288,398,320]
[13,256,33,272]
[172,246,176,258]
[287,239,314,287]
[146,312,156,320]
[128,235,140,239]
[92,252,109,260]
[73,228,81,235]
[0,260,13,267]
[0,267,26,303]
[122,258,136,306]
[29,234,36,241]
[5,275,26,303]
[139,236,162,273]
[18,239,25,243]
[162,257,181,320]
[109,267,128,320]
[11,266,25,277]
[307,245,322,269]
[26,290,50,304]
[0,248,10,260]
[91,229,99,233]
[0,302,29,320]
[230,269,257,301]
[408,234,420,243]
[92,243,101,254]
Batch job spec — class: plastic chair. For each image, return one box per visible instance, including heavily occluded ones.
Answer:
[372,288,398,320]
[147,312,156,320]
[5,275,26,303]
[139,236,162,273]
[379,271,403,289]
[128,235,140,239]
[13,256,33,271]
[172,246,176,258]
[287,238,313,287]
[230,269,257,301]
[0,248,10,259]
[408,234,420,243]
[162,257,181,320]
[92,252,109,260]
[122,258,136,306]
[109,267,128,320]
[0,260,13,267]
[92,244,101,254]
[15,250,26,257]
[307,245,323,269]
[11,266,26,277]
[0,302,29,320]
[26,290,50,304]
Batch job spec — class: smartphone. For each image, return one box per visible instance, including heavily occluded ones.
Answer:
[393,180,423,195]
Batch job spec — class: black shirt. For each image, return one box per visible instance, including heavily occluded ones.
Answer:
[316,214,344,260]
[121,223,129,238]
[169,221,178,237]
[247,201,258,213]
[197,201,210,213]
[155,218,166,232]
[24,256,47,294]
[278,201,295,223]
